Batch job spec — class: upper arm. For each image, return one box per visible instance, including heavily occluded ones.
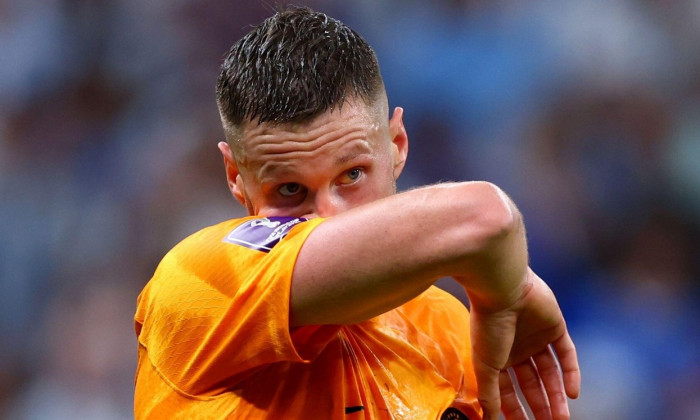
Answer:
[290,181,524,326]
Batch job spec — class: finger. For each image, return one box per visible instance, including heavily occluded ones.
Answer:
[499,369,528,420]
[552,331,581,399]
[532,347,569,420]
[473,359,503,420]
[512,358,551,420]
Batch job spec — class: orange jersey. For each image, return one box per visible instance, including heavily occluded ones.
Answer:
[134,216,482,419]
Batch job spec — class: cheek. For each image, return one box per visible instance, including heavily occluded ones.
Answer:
[362,166,396,201]
[238,183,272,216]
[379,159,399,191]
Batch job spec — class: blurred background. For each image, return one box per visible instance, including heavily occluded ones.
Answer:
[1,0,698,418]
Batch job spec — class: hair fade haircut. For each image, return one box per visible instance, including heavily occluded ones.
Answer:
[216,6,384,136]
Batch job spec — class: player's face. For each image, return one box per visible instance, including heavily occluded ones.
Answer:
[220,98,408,218]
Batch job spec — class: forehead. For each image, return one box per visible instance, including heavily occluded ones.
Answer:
[236,98,387,168]
[244,96,383,137]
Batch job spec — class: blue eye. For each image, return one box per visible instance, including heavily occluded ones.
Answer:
[347,168,361,180]
[339,168,363,184]
[278,183,304,197]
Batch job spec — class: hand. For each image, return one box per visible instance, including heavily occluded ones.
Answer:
[468,269,580,420]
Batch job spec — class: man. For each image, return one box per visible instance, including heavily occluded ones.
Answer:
[134,7,580,420]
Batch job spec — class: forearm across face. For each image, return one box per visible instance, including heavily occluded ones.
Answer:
[290,181,529,326]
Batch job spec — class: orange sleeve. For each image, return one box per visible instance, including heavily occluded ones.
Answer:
[134,217,338,396]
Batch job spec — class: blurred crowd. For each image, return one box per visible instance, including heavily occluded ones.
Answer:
[1,1,698,419]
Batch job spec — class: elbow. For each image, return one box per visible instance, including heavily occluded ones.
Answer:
[454,181,523,249]
[481,182,521,239]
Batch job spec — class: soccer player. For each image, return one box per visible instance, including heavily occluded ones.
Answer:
[134,7,580,420]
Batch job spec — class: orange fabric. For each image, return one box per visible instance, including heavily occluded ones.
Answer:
[134,217,482,419]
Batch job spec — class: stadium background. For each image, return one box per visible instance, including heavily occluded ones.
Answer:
[1,0,698,418]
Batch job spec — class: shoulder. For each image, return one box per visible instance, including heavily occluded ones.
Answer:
[142,216,325,298]
[135,216,324,336]
[164,216,322,258]
[221,216,318,253]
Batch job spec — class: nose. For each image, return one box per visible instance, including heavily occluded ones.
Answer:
[302,188,345,219]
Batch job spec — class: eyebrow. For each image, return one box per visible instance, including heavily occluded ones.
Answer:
[257,140,373,183]
[335,142,373,165]
[257,161,294,184]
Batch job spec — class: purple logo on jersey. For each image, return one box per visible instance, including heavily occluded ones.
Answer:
[223,217,307,252]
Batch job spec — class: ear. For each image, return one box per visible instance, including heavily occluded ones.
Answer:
[388,107,409,180]
[218,141,247,206]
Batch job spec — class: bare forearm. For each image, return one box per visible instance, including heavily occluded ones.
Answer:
[452,186,529,313]
[290,181,529,326]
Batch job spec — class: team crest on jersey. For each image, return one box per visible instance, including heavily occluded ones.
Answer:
[223,217,307,252]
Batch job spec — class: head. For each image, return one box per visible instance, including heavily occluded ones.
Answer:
[215,7,408,218]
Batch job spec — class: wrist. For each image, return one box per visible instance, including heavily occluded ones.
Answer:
[464,268,533,314]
